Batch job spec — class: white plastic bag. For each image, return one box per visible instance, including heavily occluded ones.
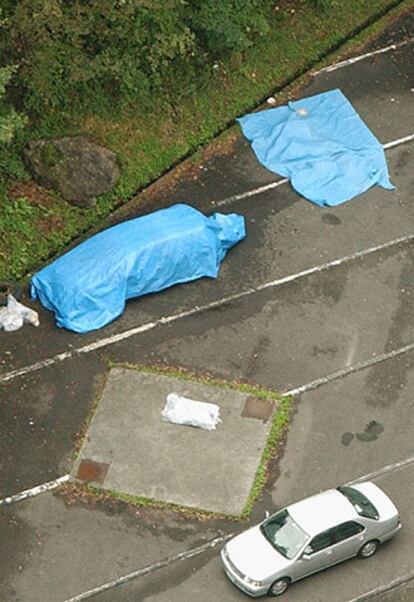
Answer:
[161,393,221,431]
[0,295,39,332]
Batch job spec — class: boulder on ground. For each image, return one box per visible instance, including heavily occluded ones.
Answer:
[24,137,121,208]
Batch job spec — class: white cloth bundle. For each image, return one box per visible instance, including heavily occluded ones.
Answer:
[161,393,221,431]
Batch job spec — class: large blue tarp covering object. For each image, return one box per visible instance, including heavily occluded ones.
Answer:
[31,204,246,333]
[237,89,394,207]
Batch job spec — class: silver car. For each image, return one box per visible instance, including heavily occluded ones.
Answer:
[221,481,400,597]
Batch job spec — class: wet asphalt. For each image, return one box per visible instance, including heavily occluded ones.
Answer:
[1,9,414,602]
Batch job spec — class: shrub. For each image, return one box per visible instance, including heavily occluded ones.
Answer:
[187,0,272,55]
[308,0,337,9]
[0,64,26,144]
[2,0,274,115]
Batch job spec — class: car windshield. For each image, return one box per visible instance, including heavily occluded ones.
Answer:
[338,486,379,520]
[260,509,309,559]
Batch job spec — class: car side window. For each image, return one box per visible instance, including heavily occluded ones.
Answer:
[333,521,364,544]
[308,529,334,553]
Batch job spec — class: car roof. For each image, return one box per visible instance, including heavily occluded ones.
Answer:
[287,489,358,537]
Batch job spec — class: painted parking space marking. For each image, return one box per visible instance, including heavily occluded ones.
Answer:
[64,534,233,602]
[283,340,414,397]
[61,454,414,601]
[0,135,412,386]
[383,133,414,150]
[1,232,413,386]
[214,177,288,207]
[317,36,414,75]
[347,454,414,486]
[0,474,70,506]
[214,134,414,208]
[347,573,414,602]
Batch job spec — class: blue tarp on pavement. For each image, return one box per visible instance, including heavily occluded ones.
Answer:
[31,204,246,333]
[237,89,394,206]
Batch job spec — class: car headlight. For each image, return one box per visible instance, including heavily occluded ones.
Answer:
[244,576,264,587]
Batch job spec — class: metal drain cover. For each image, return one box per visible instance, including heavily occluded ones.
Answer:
[241,396,274,422]
[77,459,110,484]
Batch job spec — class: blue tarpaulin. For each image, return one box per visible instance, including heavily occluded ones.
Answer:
[31,204,245,333]
[237,89,394,206]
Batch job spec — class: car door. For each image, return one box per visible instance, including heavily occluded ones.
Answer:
[292,528,336,580]
[328,521,365,563]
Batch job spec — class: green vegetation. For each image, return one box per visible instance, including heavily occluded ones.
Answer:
[2,0,274,115]
[0,0,413,281]
[83,483,234,521]
[241,395,293,518]
[0,64,26,145]
[109,360,284,400]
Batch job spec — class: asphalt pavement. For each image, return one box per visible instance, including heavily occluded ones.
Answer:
[1,9,414,602]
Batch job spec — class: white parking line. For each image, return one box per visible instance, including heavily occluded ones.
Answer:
[214,177,288,207]
[64,534,233,602]
[0,135,412,386]
[2,450,413,602]
[348,573,414,602]
[1,232,413,385]
[61,452,414,601]
[348,454,414,486]
[318,36,414,74]
[0,474,70,506]
[283,340,414,397]
[383,133,414,150]
[214,134,414,208]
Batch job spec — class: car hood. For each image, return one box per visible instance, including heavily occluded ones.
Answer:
[352,482,398,520]
[226,525,290,581]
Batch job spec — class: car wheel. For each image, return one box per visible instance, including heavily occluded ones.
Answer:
[268,577,290,597]
[358,540,379,559]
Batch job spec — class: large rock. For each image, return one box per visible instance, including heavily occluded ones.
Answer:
[24,137,121,207]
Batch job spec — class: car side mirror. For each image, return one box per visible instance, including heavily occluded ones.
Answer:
[264,511,270,519]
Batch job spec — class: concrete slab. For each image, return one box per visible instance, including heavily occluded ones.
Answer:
[73,368,276,515]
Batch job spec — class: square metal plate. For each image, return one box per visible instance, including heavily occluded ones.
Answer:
[77,459,110,484]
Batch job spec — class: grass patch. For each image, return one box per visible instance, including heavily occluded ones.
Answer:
[108,360,283,401]
[84,484,236,522]
[72,369,111,461]
[2,0,412,281]
[0,182,114,281]
[241,395,293,518]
